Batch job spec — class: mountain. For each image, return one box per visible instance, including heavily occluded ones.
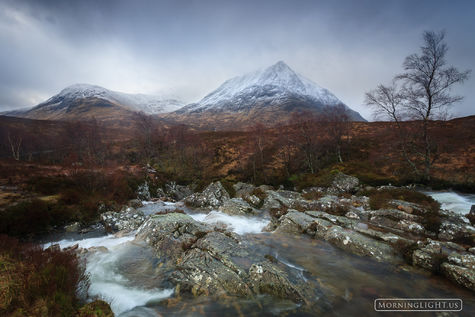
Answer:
[163,61,365,129]
[4,84,184,122]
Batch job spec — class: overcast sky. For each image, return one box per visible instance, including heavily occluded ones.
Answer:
[1,0,474,120]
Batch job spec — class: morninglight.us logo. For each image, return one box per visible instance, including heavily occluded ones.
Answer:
[374,298,463,312]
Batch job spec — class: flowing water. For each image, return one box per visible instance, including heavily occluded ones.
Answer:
[44,191,475,316]
[422,190,475,215]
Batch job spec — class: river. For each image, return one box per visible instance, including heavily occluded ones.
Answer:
[44,191,475,316]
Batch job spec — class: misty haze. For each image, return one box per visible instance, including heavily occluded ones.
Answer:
[0,1,474,316]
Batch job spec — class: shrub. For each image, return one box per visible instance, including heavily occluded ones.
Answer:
[367,188,440,213]
[0,235,90,316]
[392,240,419,265]
[366,188,442,234]
[220,179,236,198]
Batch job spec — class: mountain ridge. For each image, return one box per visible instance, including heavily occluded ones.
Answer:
[3,84,184,121]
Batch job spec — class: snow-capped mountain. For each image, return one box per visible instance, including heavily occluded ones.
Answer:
[35,84,183,115]
[166,61,365,129]
[178,61,361,117]
[2,83,185,122]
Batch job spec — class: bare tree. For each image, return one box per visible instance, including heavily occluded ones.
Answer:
[366,30,470,181]
[321,104,351,163]
[289,112,322,174]
[7,131,22,161]
[133,112,156,164]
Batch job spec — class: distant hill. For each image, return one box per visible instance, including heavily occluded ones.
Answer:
[2,84,184,122]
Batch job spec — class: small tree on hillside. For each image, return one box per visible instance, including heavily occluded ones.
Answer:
[365,30,470,181]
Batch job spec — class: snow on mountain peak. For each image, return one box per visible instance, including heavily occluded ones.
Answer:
[41,84,184,114]
[184,61,343,112]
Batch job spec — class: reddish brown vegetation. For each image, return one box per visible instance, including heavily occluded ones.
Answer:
[0,235,88,316]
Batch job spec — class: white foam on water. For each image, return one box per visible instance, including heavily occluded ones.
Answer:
[44,233,173,315]
[189,210,270,235]
[423,190,475,215]
[43,234,135,250]
[86,248,173,315]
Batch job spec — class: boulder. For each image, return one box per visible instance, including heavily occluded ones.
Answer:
[101,207,146,233]
[233,182,256,198]
[441,263,475,291]
[328,173,359,194]
[219,198,258,216]
[438,220,475,242]
[319,226,397,263]
[165,182,194,201]
[274,210,397,263]
[273,210,316,234]
[184,181,230,209]
[136,213,315,302]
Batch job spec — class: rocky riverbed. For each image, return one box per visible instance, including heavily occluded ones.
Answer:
[45,173,475,316]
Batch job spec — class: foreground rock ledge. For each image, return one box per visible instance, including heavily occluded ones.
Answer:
[135,212,323,304]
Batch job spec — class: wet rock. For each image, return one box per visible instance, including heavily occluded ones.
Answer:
[447,253,475,270]
[165,182,193,201]
[262,190,292,210]
[410,239,464,272]
[233,182,256,198]
[184,181,230,208]
[136,213,315,302]
[320,226,397,263]
[438,220,475,242]
[305,210,356,228]
[101,207,146,233]
[274,210,316,234]
[441,263,475,291]
[328,172,359,194]
[353,226,410,245]
[245,194,262,208]
[368,209,421,222]
[219,198,258,216]
[275,210,397,263]
[249,262,310,303]
[368,210,427,236]
[395,220,426,235]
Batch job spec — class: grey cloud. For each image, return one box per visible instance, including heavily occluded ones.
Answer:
[0,0,474,120]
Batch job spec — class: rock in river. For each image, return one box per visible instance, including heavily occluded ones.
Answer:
[135,212,318,303]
